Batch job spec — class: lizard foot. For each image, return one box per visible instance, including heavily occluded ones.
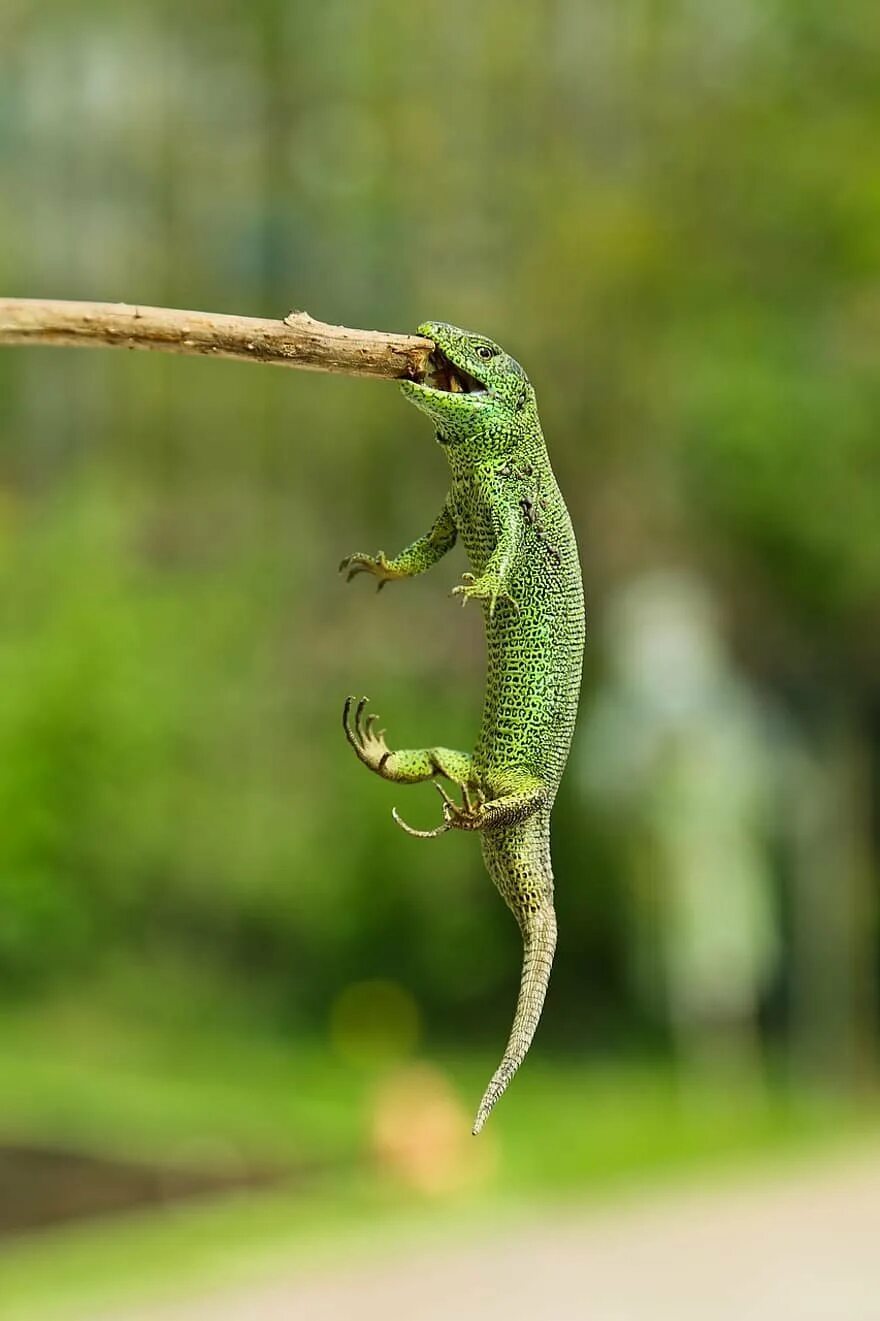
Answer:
[393,781,488,838]
[342,696,392,772]
[451,572,518,619]
[339,551,400,591]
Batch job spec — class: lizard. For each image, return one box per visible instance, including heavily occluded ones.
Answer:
[339,322,585,1133]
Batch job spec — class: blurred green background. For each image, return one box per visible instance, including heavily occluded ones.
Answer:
[0,1,879,1316]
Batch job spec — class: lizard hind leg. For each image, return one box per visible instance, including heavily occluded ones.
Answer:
[343,697,473,784]
[393,773,487,839]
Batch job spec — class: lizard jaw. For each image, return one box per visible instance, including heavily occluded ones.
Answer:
[423,349,488,396]
[399,376,491,432]
[412,347,490,401]
[400,346,491,420]
[402,379,490,404]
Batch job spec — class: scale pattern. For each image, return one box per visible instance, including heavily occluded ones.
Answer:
[341,322,585,1132]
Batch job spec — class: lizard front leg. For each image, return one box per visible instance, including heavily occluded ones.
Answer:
[452,494,522,617]
[341,502,456,590]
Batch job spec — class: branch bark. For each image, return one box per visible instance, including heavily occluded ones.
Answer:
[0,298,434,382]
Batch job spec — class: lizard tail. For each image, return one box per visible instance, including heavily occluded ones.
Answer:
[472,900,557,1135]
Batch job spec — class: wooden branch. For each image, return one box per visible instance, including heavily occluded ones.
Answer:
[0,298,434,382]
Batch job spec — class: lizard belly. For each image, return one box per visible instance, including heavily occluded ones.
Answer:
[476,561,583,793]
[452,466,584,798]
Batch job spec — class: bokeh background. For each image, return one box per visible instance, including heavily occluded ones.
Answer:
[1,2,879,1317]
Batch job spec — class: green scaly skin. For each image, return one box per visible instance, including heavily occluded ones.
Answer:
[340,322,585,1133]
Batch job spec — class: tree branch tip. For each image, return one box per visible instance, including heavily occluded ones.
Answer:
[0,297,434,382]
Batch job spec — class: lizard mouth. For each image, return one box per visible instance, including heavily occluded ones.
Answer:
[421,350,489,399]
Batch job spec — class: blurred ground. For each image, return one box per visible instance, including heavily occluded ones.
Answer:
[3,998,873,1321]
[108,1144,880,1321]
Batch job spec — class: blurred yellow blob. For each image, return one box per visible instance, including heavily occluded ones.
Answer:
[370,1063,498,1197]
[329,979,420,1067]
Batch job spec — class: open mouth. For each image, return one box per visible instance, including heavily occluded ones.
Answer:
[422,350,488,398]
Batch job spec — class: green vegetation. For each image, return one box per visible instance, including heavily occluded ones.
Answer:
[0,0,877,1048]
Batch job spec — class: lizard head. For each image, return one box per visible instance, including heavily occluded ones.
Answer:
[400,322,537,454]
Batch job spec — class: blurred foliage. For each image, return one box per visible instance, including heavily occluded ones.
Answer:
[0,0,878,1067]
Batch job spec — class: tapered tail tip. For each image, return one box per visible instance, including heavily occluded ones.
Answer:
[471,1067,511,1135]
[470,903,557,1134]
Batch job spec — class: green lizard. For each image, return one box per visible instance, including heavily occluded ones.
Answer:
[340,322,585,1133]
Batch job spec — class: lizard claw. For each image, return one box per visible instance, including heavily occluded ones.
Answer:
[339,551,400,589]
[343,696,392,771]
[392,780,488,838]
[433,781,459,812]
[462,782,486,813]
[451,572,518,618]
[432,780,486,832]
[452,572,478,609]
[392,806,450,839]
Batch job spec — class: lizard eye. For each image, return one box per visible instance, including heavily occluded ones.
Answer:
[475,345,496,360]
